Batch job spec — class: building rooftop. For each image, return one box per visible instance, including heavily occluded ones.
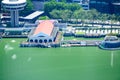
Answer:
[24,11,44,20]
[33,20,54,36]
[104,36,119,41]
[2,0,26,4]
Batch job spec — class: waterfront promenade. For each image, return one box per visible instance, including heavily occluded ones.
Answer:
[61,40,102,47]
[20,39,102,48]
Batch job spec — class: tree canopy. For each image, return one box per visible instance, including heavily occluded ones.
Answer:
[20,0,34,16]
[44,1,82,17]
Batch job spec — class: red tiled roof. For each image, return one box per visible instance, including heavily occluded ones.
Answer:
[34,20,54,36]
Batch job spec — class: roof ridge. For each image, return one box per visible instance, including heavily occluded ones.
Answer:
[33,20,54,36]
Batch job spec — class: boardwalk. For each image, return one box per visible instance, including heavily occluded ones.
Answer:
[61,40,102,47]
[20,40,102,48]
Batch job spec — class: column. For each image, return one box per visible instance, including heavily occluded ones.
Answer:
[10,10,19,27]
[10,11,15,27]
[15,10,19,27]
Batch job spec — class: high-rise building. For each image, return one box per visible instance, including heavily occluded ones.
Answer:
[72,0,90,10]
[89,0,120,14]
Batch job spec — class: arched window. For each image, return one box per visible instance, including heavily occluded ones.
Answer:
[44,39,47,43]
[35,39,38,43]
[39,39,42,43]
[49,39,52,43]
[30,39,33,43]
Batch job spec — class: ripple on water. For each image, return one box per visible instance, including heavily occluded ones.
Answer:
[11,40,16,43]
[12,54,17,60]
[4,44,14,51]
[27,57,32,62]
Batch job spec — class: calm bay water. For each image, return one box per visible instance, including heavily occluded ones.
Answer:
[0,38,120,80]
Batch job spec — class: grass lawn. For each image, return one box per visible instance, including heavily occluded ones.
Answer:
[75,32,85,35]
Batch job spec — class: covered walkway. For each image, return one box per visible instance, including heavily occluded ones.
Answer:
[23,11,44,23]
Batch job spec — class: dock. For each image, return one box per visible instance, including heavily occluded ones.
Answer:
[20,40,102,48]
[61,40,102,47]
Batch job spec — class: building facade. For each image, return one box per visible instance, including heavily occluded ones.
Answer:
[89,0,120,14]
[28,20,58,43]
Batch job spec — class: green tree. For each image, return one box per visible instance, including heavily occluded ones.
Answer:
[50,9,72,22]
[116,14,120,25]
[99,13,108,27]
[80,10,89,27]
[38,16,49,20]
[89,9,99,27]
[66,3,82,12]
[60,10,72,22]
[72,9,82,24]
[44,1,57,17]
[44,2,81,17]
[110,14,116,33]
[50,9,61,19]
[73,9,89,27]
[20,0,33,16]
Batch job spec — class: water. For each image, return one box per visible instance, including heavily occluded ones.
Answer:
[11,54,17,60]
[111,51,114,67]
[4,44,14,52]
[0,38,120,80]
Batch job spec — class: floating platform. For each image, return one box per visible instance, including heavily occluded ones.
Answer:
[98,36,120,50]
[98,44,120,50]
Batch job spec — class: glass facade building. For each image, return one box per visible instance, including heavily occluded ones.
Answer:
[89,0,120,14]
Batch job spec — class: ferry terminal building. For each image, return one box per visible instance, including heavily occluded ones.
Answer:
[28,20,59,43]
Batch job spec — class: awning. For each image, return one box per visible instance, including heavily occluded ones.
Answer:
[24,11,44,20]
